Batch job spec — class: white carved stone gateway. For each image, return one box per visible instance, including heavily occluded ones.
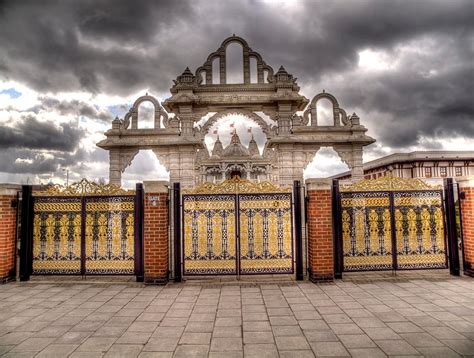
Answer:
[97,35,375,188]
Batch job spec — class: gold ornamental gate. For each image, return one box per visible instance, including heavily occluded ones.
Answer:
[182,178,294,275]
[337,175,448,272]
[30,179,138,275]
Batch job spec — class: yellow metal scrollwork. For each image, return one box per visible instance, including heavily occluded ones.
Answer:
[342,210,351,255]
[45,214,55,257]
[382,209,391,254]
[421,208,432,253]
[97,214,107,257]
[368,209,379,254]
[407,208,418,252]
[73,214,81,258]
[59,214,69,258]
[33,215,41,258]
[126,214,134,258]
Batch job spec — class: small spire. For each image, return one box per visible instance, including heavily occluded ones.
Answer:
[322,89,325,93]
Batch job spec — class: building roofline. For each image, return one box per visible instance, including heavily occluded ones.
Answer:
[331,150,474,179]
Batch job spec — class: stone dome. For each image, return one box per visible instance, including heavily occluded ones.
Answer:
[222,131,250,157]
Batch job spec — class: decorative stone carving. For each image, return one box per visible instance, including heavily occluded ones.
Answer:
[97,35,375,188]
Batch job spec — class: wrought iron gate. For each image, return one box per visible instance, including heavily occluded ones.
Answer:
[22,179,143,276]
[182,178,294,275]
[336,175,448,272]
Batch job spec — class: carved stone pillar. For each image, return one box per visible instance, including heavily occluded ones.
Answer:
[351,145,364,181]
[277,103,292,134]
[178,105,195,137]
[277,144,294,187]
[109,149,122,186]
[179,146,198,188]
[292,150,306,181]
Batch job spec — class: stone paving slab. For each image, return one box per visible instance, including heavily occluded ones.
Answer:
[0,273,473,357]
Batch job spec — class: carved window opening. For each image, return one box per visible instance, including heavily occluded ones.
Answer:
[230,170,242,178]
[226,42,244,84]
[137,101,155,129]
[212,57,220,84]
[250,57,258,83]
[316,98,334,126]
[263,69,269,83]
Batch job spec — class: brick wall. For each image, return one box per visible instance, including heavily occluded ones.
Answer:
[0,185,20,282]
[459,177,474,277]
[143,181,169,284]
[306,179,334,282]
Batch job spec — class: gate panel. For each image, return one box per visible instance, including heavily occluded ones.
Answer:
[238,193,293,274]
[394,191,447,269]
[32,197,82,274]
[183,194,237,275]
[84,196,135,274]
[341,192,393,271]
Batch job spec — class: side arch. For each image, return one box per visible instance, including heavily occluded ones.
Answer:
[123,95,169,130]
[303,91,349,127]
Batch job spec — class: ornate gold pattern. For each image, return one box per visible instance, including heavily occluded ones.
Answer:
[340,173,440,192]
[239,193,293,274]
[341,192,393,271]
[183,191,293,275]
[394,192,447,269]
[32,199,82,274]
[341,189,447,271]
[84,197,135,274]
[34,202,81,212]
[183,195,237,275]
[34,178,134,196]
[183,176,291,194]
[32,195,136,275]
[341,197,389,208]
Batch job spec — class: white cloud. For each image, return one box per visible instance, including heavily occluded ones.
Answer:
[358,49,397,71]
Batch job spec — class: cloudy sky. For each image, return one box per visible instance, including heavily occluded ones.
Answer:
[0,0,472,187]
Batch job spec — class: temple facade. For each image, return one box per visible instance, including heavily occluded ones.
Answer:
[97,35,375,189]
[198,130,274,183]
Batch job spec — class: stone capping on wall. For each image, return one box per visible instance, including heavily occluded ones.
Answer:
[0,184,21,196]
[457,176,474,188]
[143,181,170,193]
[305,178,333,191]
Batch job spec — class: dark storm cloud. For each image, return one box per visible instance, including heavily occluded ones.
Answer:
[28,97,113,122]
[0,0,473,156]
[0,147,89,175]
[0,115,84,151]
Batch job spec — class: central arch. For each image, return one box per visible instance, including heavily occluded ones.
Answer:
[200,109,274,137]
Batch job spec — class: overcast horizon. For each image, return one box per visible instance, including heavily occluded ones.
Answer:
[0,0,473,187]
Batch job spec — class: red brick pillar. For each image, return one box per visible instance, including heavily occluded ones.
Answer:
[143,181,169,284]
[0,184,20,282]
[458,177,474,277]
[306,179,334,282]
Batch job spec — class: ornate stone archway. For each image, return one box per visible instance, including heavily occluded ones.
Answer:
[97,35,375,188]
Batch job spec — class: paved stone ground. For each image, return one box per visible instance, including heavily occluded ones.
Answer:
[0,274,473,357]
